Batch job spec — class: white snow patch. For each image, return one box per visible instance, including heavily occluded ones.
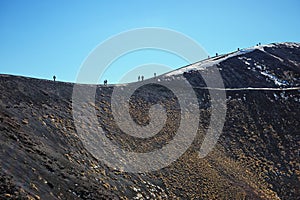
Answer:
[260,71,287,86]
[273,93,279,100]
[281,42,300,48]
[244,61,251,65]
[256,65,263,70]
[238,56,252,66]
[240,43,276,53]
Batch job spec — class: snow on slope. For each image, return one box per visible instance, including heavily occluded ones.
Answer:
[165,43,276,77]
[260,71,287,86]
[281,42,300,48]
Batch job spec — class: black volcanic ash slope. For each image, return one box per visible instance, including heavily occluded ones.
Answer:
[1,42,300,199]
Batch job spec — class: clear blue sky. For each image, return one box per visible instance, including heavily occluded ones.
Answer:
[1,0,299,83]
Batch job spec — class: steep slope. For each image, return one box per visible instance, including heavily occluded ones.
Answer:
[1,42,300,199]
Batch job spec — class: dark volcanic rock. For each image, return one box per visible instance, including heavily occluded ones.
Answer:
[1,42,300,199]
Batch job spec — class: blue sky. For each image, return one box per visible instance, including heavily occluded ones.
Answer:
[0,0,299,83]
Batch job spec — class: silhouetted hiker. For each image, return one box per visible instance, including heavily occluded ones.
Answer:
[141,75,144,81]
[216,53,218,57]
[154,73,156,78]
[138,76,140,81]
[104,80,107,86]
[53,75,56,82]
